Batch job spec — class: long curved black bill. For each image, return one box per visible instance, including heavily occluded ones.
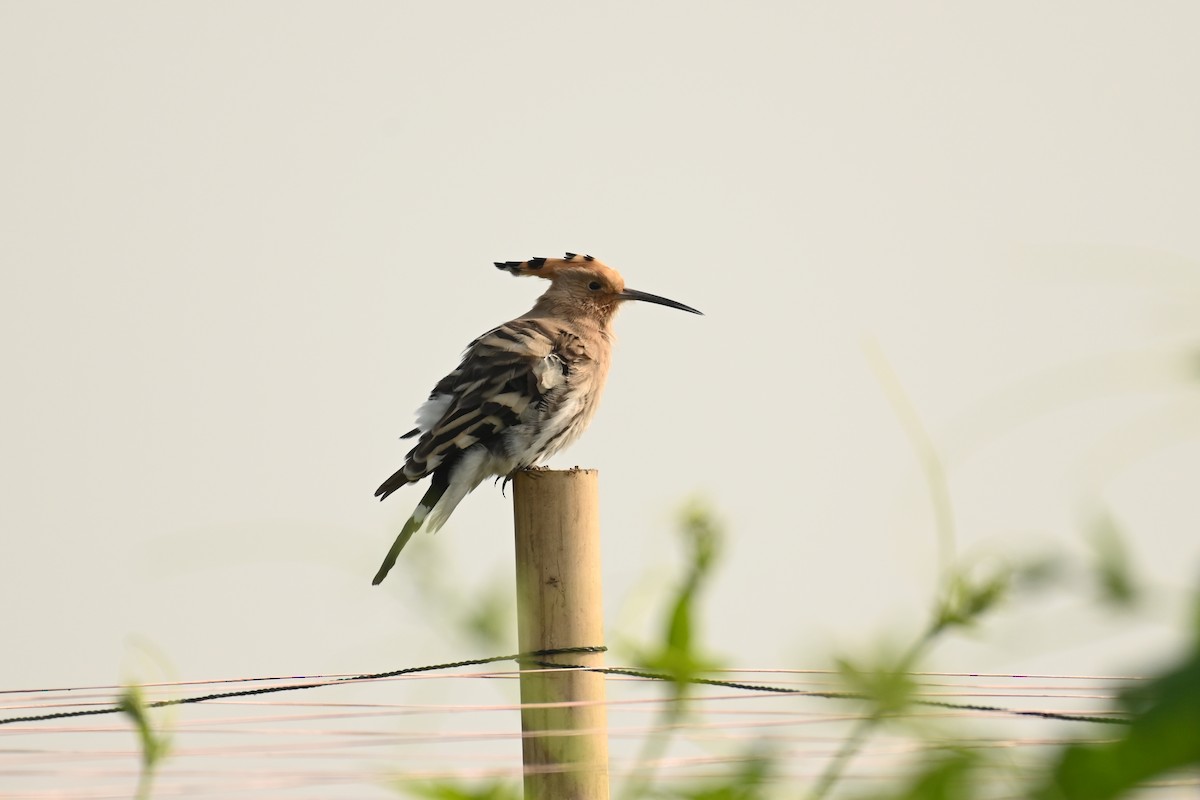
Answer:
[620,288,703,315]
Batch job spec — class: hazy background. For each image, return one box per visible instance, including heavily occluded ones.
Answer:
[3,0,1198,703]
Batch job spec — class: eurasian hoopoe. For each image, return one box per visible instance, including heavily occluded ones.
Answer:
[371,253,701,585]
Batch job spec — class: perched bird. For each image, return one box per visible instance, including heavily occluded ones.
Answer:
[371,253,702,585]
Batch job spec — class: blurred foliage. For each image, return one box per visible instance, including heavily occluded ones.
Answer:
[812,556,1031,800]
[836,652,920,719]
[862,338,957,576]
[629,499,725,690]
[1031,597,1200,800]
[118,641,177,800]
[403,780,522,800]
[1086,511,1141,610]
[932,564,1013,633]
[856,749,983,800]
[119,683,171,800]
[854,602,1200,800]
[620,500,729,800]
[814,334,1200,800]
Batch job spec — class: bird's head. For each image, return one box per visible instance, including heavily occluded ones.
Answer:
[495,253,702,324]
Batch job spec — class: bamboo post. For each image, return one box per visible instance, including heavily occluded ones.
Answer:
[513,468,610,800]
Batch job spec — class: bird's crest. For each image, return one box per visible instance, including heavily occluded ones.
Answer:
[495,253,619,283]
[494,253,629,322]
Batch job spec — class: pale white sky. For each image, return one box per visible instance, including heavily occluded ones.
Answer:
[2,0,1198,720]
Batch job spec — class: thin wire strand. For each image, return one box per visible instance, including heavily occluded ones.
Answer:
[0,649,1133,729]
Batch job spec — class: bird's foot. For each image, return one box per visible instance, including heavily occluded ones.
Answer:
[496,466,548,497]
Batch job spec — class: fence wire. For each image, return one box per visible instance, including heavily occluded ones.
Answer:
[2,650,1195,799]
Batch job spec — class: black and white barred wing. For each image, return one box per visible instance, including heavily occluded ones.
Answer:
[371,318,588,585]
[374,319,575,501]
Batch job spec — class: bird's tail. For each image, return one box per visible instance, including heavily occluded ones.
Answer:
[371,483,446,585]
[372,450,489,585]
[374,466,411,502]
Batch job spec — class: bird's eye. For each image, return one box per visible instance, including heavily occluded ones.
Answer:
[588,281,602,291]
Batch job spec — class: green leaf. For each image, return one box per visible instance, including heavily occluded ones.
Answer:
[934,565,1012,631]
[1033,637,1200,799]
[631,500,726,693]
[118,684,170,770]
